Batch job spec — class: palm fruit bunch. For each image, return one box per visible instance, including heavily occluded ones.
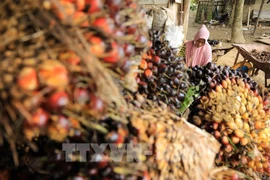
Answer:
[188,62,270,179]
[0,93,243,180]
[0,0,150,166]
[136,29,191,114]
[127,96,245,180]
[5,123,151,180]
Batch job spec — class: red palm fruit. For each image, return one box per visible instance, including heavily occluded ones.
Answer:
[147,62,153,69]
[221,80,227,88]
[124,44,135,57]
[74,87,90,104]
[136,35,148,44]
[140,59,147,70]
[263,98,270,107]
[152,66,158,74]
[48,91,69,110]
[136,77,140,83]
[105,0,122,11]
[88,168,98,176]
[38,60,69,89]
[144,69,153,78]
[117,124,128,137]
[86,0,103,13]
[75,0,85,11]
[59,51,81,65]
[214,130,221,139]
[57,115,71,130]
[103,42,124,63]
[17,67,39,90]
[147,48,155,56]
[72,11,89,27]
[212,122,219,130]
[126,1,137,9]
[119,59,132,73]
[231,173,239,180]
[264,165,270,174]
[126,25,137,34]
[30,108,49,127]
[92,17,114,34]
[224,144,232,153]
[54,1,75,21]
[106,131,124,145]
[222,136,229,145]
[147,41,153,48]
[153,55,161,64]
[114,28,125,36]
[88,36,106,56]
[143,171,151,180]
[89,93,105,113]
[95,154,109,168]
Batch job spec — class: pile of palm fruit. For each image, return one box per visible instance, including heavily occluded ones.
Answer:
[135,29,191,115]
[0,0,149,145]
[251,49,270,62]
[0,0,243,179]
[0,0,149,178]
[188,62,270,179]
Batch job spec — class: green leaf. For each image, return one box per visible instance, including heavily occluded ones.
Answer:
[179,85,200,115]
[228,137,238,151]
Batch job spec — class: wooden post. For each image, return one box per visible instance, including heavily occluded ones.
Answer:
[167,0,182,26]
[247,6,251,26]
[247,0,251,26]
[195,1,201,23]
[183,0,191,40]
[253,0,265,35]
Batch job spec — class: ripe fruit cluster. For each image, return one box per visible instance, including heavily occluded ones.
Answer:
[47,0,150,73]
[188,63,270,178]
[0,0,150,142]
[0,0,156,179]
[136,29,190,114]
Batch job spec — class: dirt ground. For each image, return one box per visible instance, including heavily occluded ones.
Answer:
[186,11,270,87]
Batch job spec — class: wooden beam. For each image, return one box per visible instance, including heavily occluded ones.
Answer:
[183,0,191,40]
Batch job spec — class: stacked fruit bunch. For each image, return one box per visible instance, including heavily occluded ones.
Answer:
[136,29,190,114]
[128,97,245,180]
[6,119,151,180]
[0,92,243,180]
[188,63,259,92]
[188,62,270,178]
[251,49,270,62]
